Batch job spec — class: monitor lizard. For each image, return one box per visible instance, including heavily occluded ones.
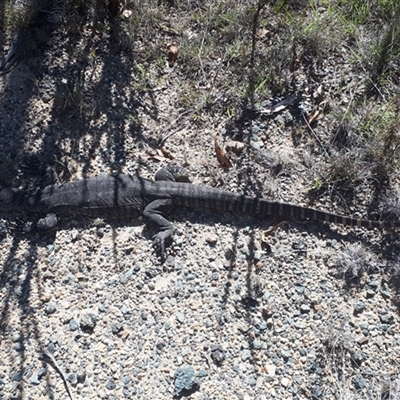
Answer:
[0,166,398,256]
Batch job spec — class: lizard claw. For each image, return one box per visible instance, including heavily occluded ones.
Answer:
[152,229,174,259]
[152,234,166,259]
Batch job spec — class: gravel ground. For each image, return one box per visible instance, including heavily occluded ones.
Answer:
[0,2,400,399]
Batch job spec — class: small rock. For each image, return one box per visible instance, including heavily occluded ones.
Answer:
[380,288,391,299]
[256,321,268,331]
[265,363,276,377]
[69,319,79,331]
[241,349,252,362]
[111,322,123,334]
[352,375,366,389]
[12,343,24,352]
[354,301,365,313]
[311,386,323,398]
[29,374,40,385]
[237,322,250,333]
[11,371,24,382]
[295,285,305,294]
[380,314,394,324]
[80,313,97,333]
[210,345,225,365]
[226,140,246,154]
[174,366,199,397]
[77,367,86,383]
[185,273,196,281]
[379,323,389,331]
[248,377,257,387]
[293,375,302,385]
[300,304,310,314]
[106,379,116,390]
[45,302,57,315]
[37,368,47,380]
[294,321,306,329]
[355,334,369,345]
[368,280,379,290]
[251,339,263,350]
[11,332,23,342]
[141,311,148,320]
[205,234,218,245]
[281,349,291,361]
[176,312,185,324]
[281,377,290,387]
[67,373,78,385]
[165,255,175,267]
[197,369,208,378]
[96,227,105,237]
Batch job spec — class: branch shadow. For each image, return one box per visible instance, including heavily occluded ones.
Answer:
[0,2,160,398]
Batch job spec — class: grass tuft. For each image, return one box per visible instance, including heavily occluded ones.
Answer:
[333,243,373,279]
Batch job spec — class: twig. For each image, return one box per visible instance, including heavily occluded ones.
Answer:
[159,110,192,147]
[301,112,330,159]
[42,348,75,400]
[246,0,268,106]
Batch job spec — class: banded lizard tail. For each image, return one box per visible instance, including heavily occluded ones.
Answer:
[0,166,398,256]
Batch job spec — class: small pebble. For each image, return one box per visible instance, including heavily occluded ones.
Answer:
[45,302,57,315]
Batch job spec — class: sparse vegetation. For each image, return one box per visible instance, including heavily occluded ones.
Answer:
[333,243,374,278]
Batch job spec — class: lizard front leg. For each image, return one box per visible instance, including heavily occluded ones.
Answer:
[142,199,175,258]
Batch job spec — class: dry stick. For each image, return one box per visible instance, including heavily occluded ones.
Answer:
[301,112,330,159]
[247,0,267,105]
[42,348,75,400]
[159,110,192,147]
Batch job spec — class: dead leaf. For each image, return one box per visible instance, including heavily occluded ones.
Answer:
[147,148,175,162]
[214,136,233,168]
[167,44,179,67]
[313,304,323,312]
[160,147,175,160]
[122,9,133,18]
[257,28,269,38]
[262,221,288,242]
[308,109,321,124]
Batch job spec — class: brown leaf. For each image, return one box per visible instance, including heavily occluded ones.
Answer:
[256,28,269,38]
[214,136,233,168]
[160,147,175,160]
[167,44,179,67]
[147,148,175,162]
[308,109,321,124]
[262,221,288,241]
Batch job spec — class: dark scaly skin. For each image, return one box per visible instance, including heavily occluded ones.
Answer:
[0,171,399,257]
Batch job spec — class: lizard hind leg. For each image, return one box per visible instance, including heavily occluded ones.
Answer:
[143,198,175,258]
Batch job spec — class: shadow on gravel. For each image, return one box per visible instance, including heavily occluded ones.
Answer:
[0,234,47,398]
[0,3,58,397]
[0,3,160,398]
